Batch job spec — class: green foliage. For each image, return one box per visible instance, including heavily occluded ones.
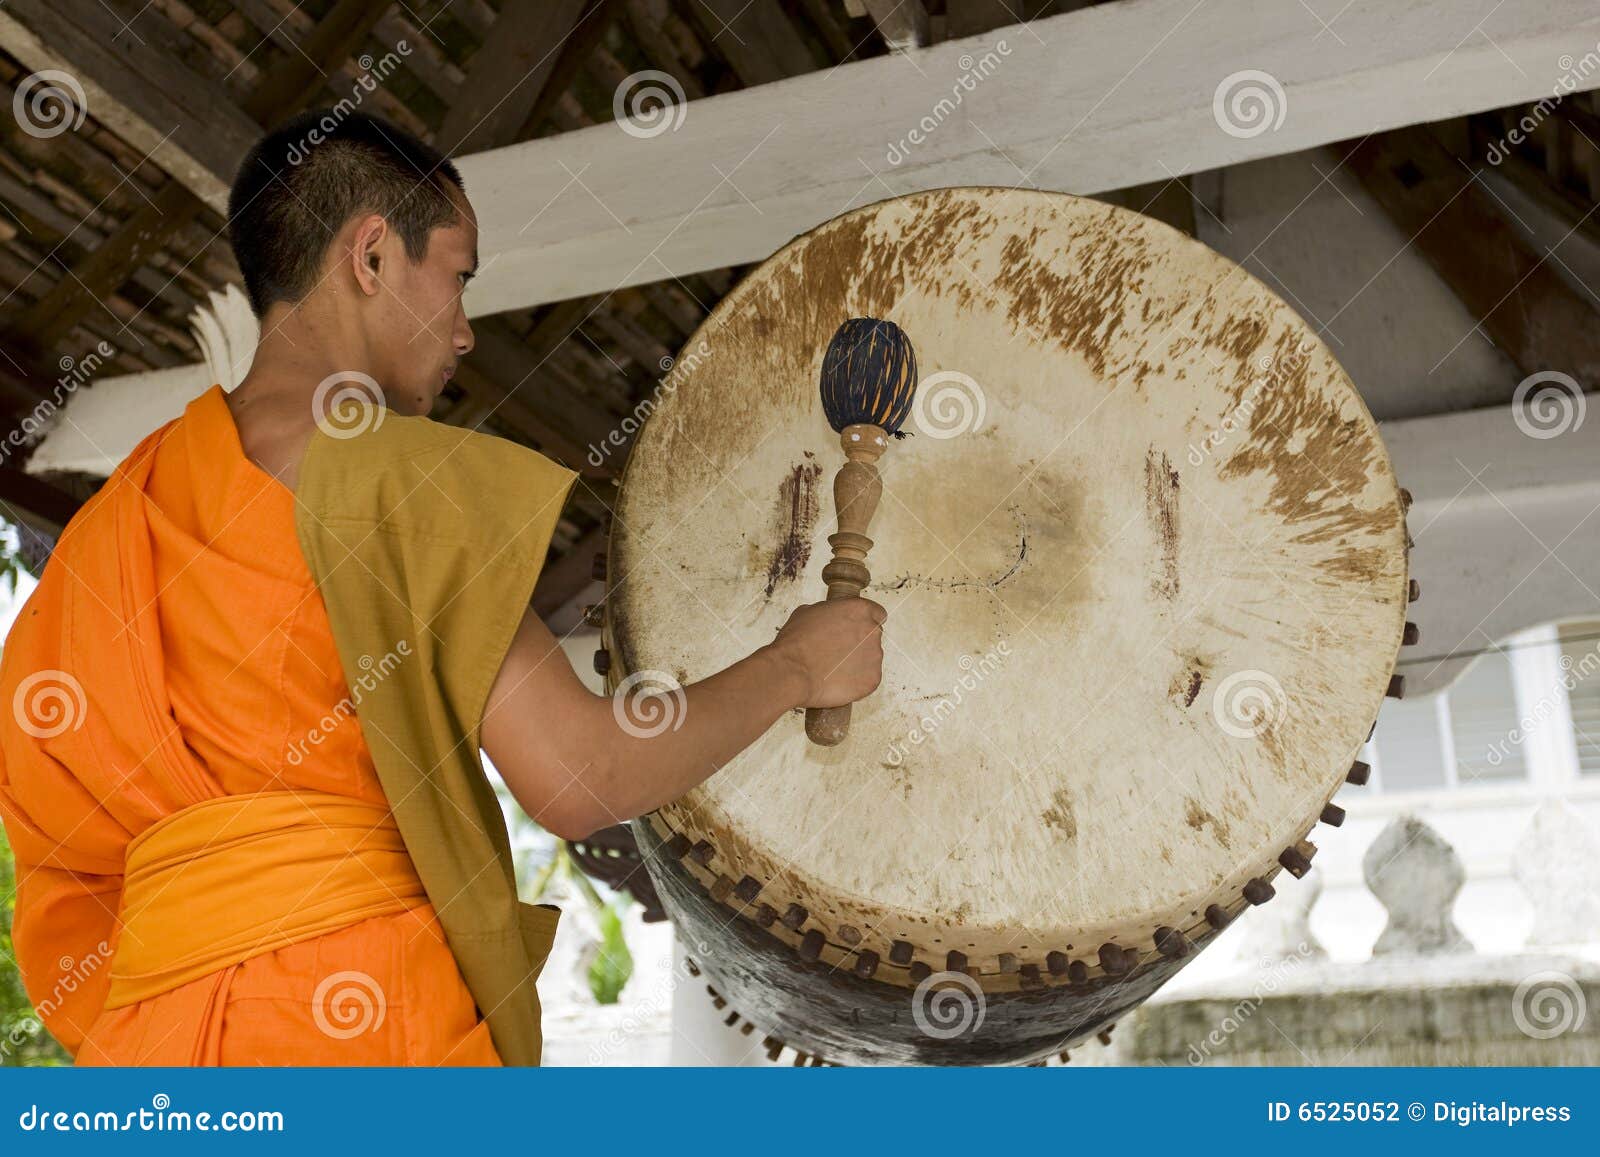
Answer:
[499,769,637,1008]
[519,831,637,1008]
[0,519,44,596]
[587,896,635,1006]
[0,553,25,602]
[0,824,69,1066]
[0,520,68,1066]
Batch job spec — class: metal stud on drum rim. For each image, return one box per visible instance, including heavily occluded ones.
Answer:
[606,188,1412,1065]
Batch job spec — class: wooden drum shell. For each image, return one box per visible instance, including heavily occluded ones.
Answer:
[634,812,1219,1065]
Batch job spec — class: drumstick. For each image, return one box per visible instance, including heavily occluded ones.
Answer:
[806,317,918,747]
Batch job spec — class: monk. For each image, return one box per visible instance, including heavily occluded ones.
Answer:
[0,109,885,1065]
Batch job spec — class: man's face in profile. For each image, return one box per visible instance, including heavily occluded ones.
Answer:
[374,184,479,417]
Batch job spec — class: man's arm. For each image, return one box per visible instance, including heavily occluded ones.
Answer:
[481,597,885,840]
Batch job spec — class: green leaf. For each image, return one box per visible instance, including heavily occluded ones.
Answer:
[586,897,634,1006]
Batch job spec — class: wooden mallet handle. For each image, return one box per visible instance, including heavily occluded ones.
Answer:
[806,423,888,746]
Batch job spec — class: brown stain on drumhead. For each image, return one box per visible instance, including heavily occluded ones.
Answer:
[766,459,823,598]
[736,190,997,337]
[1144,448,1180,600]
[1216,326,1394,566]
[880,506,1029,594]
[1184,797,1232,850]
[883,759,914,800]
[1169,651,1213,708]
[1256,719,1289,781]
[1041,788,1077,840]
[986,203,1199,393]
[1319,545,1388,584]
[1169,668,1203,707]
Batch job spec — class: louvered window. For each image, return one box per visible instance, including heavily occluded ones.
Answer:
[1444,648,1524,785]
[1558,621,1600,777]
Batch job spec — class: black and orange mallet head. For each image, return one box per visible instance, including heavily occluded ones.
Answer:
[806,317,918,747]
[818,316,918,438]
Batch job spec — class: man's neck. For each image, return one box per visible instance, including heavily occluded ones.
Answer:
[226,303,396,491]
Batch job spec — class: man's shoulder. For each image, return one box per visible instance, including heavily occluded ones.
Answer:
[300,410,578,535]
[319,409,564,476]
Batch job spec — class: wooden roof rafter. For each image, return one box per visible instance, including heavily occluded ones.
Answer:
[1348,124,1600,391]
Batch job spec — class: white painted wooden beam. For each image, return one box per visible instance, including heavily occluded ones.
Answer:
[27,287,255,475]
[28,365,213,475]
[460,0,1600,314]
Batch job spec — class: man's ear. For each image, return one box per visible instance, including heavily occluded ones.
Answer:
[350,213,388,298]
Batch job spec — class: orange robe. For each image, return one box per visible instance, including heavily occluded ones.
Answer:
[0,384,502,1065]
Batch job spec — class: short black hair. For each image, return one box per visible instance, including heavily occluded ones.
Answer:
[226,109,466,317]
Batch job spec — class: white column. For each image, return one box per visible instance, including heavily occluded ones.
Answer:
[1508,624,1583,791]
[1435,695,1460,789]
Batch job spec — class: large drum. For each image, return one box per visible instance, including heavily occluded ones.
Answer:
[603,187,1412,1065]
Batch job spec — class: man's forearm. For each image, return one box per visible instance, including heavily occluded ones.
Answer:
[490,596,881,840]
[577,642,812,829]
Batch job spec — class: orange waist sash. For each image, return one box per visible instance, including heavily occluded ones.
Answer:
[106,791,427,1009]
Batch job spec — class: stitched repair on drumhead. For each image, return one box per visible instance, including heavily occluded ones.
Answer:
[879,507,1028,592]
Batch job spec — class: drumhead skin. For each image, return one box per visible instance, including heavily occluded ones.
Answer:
[607,187,1408,1058]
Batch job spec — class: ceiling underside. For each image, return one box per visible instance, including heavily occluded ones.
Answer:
[1,0,1598,613]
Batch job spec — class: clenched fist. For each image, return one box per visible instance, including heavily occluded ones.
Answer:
[770,597,887,709]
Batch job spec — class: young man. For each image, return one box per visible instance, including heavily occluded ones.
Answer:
[0,110,883,1066]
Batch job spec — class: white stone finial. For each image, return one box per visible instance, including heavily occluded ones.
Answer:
[1512,800,1600,949]
[1363,814,1469,956]
[189,283,259,390]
